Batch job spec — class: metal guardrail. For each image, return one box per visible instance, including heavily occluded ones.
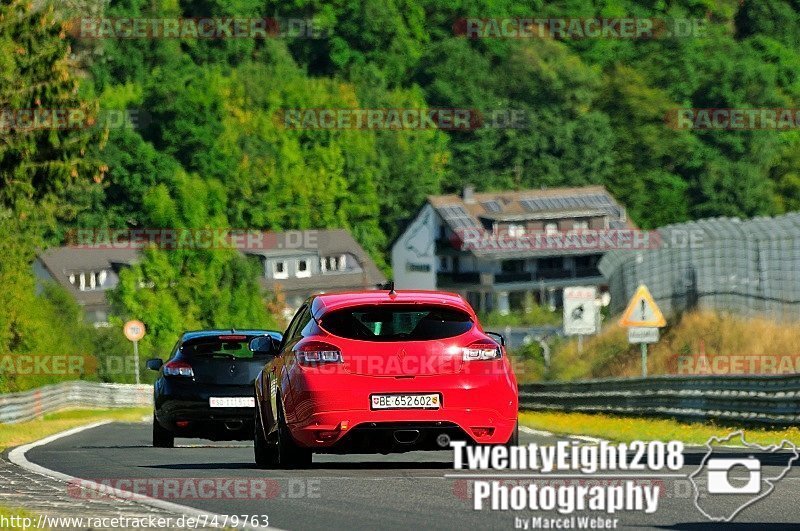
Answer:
[519,374,800,425]
[5,376,798,427]
[0,381,152,424]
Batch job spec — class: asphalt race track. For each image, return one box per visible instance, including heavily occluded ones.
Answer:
[26,421,800,530]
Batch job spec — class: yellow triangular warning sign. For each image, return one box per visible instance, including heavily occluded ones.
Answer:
[619,284,666,327]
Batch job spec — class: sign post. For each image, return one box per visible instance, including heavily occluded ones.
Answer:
[123,320,146,384]
[618,285,665,378]
[563,287,598,354]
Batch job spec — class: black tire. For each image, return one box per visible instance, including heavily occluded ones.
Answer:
[152,414,174,448]
[506,421,519,447]
[254,405,277,468]
[275,398,312,469]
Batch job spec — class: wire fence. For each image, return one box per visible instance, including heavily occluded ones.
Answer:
[599,213,800,321]
[0,381,152,424]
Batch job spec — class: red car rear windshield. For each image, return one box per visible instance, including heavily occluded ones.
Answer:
[320,304,473,341]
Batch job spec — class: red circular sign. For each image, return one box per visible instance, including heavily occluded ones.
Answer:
[123,320,146,342]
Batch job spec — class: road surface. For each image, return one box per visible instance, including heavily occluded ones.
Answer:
[25,422,800,530]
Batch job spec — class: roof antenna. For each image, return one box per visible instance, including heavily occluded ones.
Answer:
[386,281,396,295]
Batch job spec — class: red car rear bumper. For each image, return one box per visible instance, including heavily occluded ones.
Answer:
[284,361,518,448]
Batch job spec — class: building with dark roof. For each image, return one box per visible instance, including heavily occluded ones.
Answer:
[35,229,385,326]
[34,247,139,326]
[238,229,386,316]
[391,185,632,313]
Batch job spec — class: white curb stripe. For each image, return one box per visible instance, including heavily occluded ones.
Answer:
[519,426,555,437]
[519,425,609,444]
[8,421,283,531]
[569,434,607,444]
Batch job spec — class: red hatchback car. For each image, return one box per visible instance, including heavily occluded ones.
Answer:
[251,289,518,467]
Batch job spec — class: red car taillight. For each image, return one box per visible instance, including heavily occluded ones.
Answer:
[296,341,342,364]
[163,360,194,377]
[462,339,502,361]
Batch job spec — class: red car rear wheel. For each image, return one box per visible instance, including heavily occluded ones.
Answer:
[276,396,312,469]
[254,406,277,468]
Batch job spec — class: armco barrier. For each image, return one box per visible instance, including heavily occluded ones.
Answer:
[5,376,799,426]
[0,381,152,424]
[518,374,800,425]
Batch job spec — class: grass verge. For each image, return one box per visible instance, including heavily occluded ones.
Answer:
[0,505,40,530]
[0,407,150,529]
[550,310,800,381]
[0,407,150,452]
[519,410,800,446]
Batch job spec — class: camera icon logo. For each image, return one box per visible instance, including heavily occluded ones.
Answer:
[689,431,798,522]
[706,457,761,494]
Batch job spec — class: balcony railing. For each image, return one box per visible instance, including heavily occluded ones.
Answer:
[495,272,533,283]
[436,272,480,285]
[438,267,602,286]
[574,266,602,278]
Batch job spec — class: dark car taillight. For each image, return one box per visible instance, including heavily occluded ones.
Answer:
[163,360,194,377]
[296,341,342,364]
[462,339,502,361]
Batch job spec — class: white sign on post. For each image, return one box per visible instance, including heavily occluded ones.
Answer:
[618,285,666,378]
[563,287,597,336]
[628,327,659,344]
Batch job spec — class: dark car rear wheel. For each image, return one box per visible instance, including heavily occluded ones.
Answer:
[152,414,174,448]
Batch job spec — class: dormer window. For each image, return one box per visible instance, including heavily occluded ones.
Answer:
[296,259,310,278]
[68,269,112,291]
[321,254,354,273]
[323,256,340,272]
[272,260,288,279]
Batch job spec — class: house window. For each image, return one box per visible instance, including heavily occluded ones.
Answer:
[545,222,559,235]
[507,224,525,238]
[439,256,450,272]
[273,260,288,279]
[322,255,350,272]
[296,259,310,278]
[69,269,111,291]
[573,220,589,231]
[322,256,338,272]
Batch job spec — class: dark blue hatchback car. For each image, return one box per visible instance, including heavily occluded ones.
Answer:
[147,329,282,447]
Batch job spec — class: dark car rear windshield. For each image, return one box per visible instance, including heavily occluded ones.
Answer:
[320,304,473,341]
[181,336,258,358]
